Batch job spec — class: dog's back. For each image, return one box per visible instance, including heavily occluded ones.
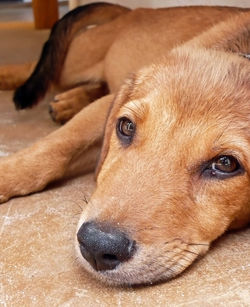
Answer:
[2,5,248,109]
[103,6,248,90]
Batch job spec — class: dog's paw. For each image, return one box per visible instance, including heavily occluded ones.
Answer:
[0,155,32,203]
[49,100,76,124]
[0,159,17,203]
[0,143,65,203]
[0,194,10,204]
[49,87,90,124]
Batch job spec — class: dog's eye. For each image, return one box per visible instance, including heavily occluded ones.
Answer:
[203,155,243,179]
[212,156,238,173]
[116,117,135,145]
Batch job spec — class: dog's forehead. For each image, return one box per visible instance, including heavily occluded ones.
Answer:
[116,55,250,163]
[122,79,235,129]
[125,50,250,125]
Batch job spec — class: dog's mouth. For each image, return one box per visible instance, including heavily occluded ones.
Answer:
[76,221,209,286]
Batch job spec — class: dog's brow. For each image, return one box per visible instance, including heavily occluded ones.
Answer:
[122,100,148,121]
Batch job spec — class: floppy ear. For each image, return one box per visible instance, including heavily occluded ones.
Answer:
[187,11,250,54]
[94,75,135,179]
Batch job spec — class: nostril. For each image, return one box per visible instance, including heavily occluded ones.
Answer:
[98,253,121,271]
[79,243,98,270]
[103,254,118,261]
[77,221,136,271]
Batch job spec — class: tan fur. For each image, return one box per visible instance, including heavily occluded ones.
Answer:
[49,81,108,123]
[0,5,249,286]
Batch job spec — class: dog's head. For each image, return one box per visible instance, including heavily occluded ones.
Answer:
[76,48,250,285]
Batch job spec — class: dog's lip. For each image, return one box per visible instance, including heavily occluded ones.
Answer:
[77,239,210,286]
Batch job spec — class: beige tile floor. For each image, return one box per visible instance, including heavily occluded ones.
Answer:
[0,4,249,307]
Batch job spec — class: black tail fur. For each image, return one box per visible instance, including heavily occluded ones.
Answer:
[13,2,129,109]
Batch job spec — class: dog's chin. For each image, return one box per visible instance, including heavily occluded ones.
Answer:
[75,239,209,286]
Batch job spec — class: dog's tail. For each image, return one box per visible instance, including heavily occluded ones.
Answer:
[13,2,130,109]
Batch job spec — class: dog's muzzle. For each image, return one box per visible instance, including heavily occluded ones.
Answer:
[77,221,136,271]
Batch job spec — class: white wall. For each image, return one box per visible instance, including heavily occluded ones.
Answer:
[70,0,250,9]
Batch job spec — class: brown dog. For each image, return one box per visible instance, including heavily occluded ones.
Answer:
[0,3,249,286]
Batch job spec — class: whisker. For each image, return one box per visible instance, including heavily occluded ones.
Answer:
[77,203,84,211]
[61,198,85,213]
[179,254,194,263]
[82,195,89,204]
[183,249,199,256]
[72,212,81,218]
[187,242,209,246]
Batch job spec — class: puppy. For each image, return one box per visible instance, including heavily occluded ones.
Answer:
[0,3,249,285]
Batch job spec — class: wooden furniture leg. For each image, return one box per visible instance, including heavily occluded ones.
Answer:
[32,0,59,29]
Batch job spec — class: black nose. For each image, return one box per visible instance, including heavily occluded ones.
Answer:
[77,221,135,271]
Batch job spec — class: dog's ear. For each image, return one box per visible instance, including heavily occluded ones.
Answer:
[187,11,250,55]
[94,75,135,179]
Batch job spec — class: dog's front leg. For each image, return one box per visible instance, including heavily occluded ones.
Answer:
[0,94,114,203]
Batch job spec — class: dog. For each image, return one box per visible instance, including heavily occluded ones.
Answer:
[0,3,249,286]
